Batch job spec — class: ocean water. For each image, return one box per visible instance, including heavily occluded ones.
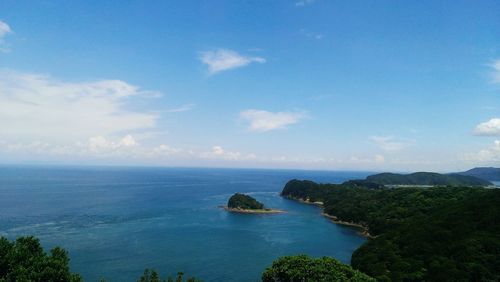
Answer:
[0,166,370,282]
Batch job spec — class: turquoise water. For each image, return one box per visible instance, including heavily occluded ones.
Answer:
[0,166,370,281]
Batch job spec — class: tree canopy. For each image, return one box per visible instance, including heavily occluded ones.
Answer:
[366,172,491,186]
[137,269,201,282]
[0,236,82,282]
[262,255,375,282]
[227,193,264,210]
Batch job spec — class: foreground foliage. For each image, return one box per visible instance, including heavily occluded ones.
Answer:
[138,269,201,282]
[0,236,82,282]
[0,237,203,282]
[282,179,500,281]
[262,255,375,282]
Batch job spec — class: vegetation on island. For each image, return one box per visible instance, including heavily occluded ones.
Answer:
[458,166,500,181]
[281,179,500,281]
[261,255,375,282]
[365,172,492,186]
[227,193,264,210]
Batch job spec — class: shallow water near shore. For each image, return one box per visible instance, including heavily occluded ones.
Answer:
[0,166,370,282]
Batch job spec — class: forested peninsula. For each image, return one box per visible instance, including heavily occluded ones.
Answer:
[281,176,500,281]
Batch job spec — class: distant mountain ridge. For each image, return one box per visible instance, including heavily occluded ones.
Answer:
[457,167,500,181]
[366,172,492,186]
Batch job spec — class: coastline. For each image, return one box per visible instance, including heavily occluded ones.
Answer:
[291,197,324,206]
[283,195,373,238]
[220,206,286,214]
[321,213,373,238]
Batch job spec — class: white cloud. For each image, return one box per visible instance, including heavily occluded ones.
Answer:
[200,145,257,161]
[199,49,265,75]
[464,140,500,162]
[212,145,225,155]
[0,21,12,37]
[295,0,315,6]
[0,69,158,144]
[370,136,412,151]
[87,135,138,153]
[152,144,184,156]
[0,20,13,52]
[474,118,500,136]
[240,109,306,132]
[491,59,500,84]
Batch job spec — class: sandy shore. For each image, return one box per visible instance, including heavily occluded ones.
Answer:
[220,206,286,214]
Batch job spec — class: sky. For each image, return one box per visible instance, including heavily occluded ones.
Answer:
[0,0,499,172]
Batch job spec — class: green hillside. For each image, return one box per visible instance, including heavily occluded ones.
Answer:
[458,167,500,181]
[366,172,492,186]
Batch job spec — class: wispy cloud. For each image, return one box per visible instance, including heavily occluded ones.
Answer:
[165,103,195,113]
[240,109,306,132]
[474,118,500,136]
[0,20,13,52]
[370,136,413,151]
[295,0,315,7]
[299,28,324,40]
[0,69,158,144]
[0,21,12,37]
[491,59,500,84]
[350,154,385,164]
[199,49,265,75]
[0,135,187,160]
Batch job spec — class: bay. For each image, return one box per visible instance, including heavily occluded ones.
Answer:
[0,166,369,281]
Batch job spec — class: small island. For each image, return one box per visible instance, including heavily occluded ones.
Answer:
[223,193,285,214]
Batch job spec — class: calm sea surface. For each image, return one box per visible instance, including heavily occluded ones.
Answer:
[0,166,370,282]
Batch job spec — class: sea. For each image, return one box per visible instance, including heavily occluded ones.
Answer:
[0,165,371,282]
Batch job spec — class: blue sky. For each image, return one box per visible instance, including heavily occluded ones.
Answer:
[0,0,499,171]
